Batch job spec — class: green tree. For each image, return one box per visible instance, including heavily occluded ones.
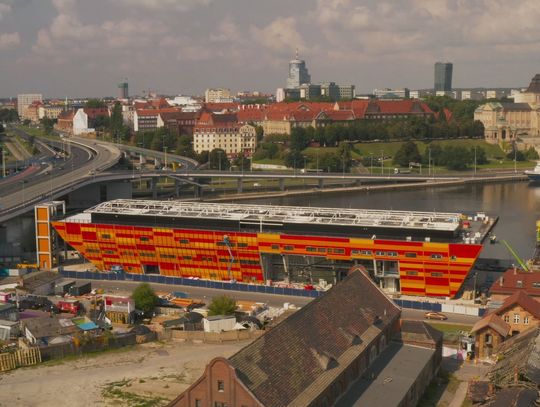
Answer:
[40,117,56,135]
[208,295,237,316]
[284,149,304,169]
[524,146,540,160]
[473,146,488,165]
[232,153,251,171]
[443,146,472,170]
[290,127,310,151]
[209,148,230,170]
[393,141,421,167]
[85,99,107,108]
[337,141,352,171]
[131,283,158,314]
[175,135,195,158]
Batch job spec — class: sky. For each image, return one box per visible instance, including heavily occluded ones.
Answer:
[1,0,540,98]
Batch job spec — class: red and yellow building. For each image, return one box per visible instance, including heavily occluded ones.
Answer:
[47,199,485,298]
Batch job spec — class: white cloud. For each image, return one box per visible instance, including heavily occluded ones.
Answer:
[0,32,20,49]
[115,0,211,12]
[251,17,306,54]
[0,2,11,20]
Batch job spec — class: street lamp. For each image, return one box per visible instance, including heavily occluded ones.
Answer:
[514,144,517,174]
[369,152,373,175]
[316,149,319,173]
[474,146,477,177]
[428,148,431,177]
[380,150,384,175]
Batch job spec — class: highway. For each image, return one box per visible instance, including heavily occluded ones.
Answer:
[0,134,122,222]
[70,278,479,325]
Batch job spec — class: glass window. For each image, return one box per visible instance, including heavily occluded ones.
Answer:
[217,380,224,392]
[525,316,530,325]
[405,252,417,258]
[504,315,510,323]
[513,314,520,324]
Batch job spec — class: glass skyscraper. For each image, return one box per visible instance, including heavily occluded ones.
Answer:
[434,62,453,92]
[287,51,311,89]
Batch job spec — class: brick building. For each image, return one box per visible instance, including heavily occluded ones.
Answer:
[489,267,540,303]
[168,268,442,407]
[471,291,540,359]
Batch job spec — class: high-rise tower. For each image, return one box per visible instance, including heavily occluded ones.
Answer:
[434,62,453,92]
[117,79,129,99]
[287,49,311,89]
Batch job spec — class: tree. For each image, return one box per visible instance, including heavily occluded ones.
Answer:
[131,283,158,314]
[474,146,488,165]
[208,295,237,316]
[524,146,539,160]
[284,149,304,169]
[232,153,251,171]
[85,99,107,108]
[337,141,352,171]
[393,141,421,167]
[40,117,56,135]
[209,148,230,170]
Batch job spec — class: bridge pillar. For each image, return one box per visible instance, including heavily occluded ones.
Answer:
[106,180,132,200]
[318,178,324,189]
[151,178,158,199]
[68,184,101,208]
[237,179,243,194]
[279,179,285,191]
[194,185,203,198]
[175,179,181,198]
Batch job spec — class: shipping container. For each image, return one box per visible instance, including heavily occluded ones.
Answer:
[57,300,81,314]
[54,280,75,296]
[69,282,91,296]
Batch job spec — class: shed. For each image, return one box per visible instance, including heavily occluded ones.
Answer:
[18,271,61,296]
[203,315,237,333]
[54,280,75,296]
[0,303,18,322]
[0,319,20,340]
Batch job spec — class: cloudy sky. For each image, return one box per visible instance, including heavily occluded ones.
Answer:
[1,0,540,98]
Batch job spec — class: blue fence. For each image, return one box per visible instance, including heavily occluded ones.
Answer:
[59,270,481,313]
[59,270,322,298]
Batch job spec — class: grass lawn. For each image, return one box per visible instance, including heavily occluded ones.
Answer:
[427,322,472,345]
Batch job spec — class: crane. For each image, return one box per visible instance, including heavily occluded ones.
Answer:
[501,240,529,272]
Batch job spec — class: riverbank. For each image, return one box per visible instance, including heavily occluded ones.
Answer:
[204,173,528,202]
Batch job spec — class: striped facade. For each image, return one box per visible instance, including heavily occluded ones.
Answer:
[51,221,482,298]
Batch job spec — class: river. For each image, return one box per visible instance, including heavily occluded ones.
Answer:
[241,180,540,261]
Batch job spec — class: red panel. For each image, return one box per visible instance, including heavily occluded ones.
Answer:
[81,231,97,241]
[280,234,348,243]
[66,223,81,234]
[448,244,482,258]
[374,239,423,247]
[155,231,173,237]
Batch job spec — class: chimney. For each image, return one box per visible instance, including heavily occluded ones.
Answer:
[514,266,517,275]
[500,277,504,287]
[514,367,519,385]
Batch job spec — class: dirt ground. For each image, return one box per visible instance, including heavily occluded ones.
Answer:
[0,340,249,407]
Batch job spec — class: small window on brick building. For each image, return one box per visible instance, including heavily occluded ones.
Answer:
[504,314,510,323]
[514,314,520,324]
[195,400,202,407]
[217,380,224,392]
[517,280,523,288]
[525,316,530,325]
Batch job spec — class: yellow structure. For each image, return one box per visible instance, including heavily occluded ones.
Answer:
[34,202,65,270]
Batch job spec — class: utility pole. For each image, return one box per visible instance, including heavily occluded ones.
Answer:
[514,144,517,174]
[380,150,384,175]
[428,148,431,177]
[474,146,477,177]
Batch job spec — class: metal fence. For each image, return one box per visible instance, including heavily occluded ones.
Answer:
[59,270,485,315]
[59,270,322,298]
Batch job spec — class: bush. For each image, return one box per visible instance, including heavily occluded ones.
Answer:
[208,296,237,316]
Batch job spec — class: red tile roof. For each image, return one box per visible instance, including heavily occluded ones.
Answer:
[237,109,265,123]
[204,102,240,112]
[470,313,510,337]
[490,269,540,298]
[83,107,109,119]
[496,291,540,320]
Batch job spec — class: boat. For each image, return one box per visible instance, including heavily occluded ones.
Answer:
[524,162,540,181]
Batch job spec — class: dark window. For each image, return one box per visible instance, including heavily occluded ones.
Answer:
[217,380,224,392]
[405,252,417,258]
[533,282,540,288]
[431,272,443,277]
[195,400,201,407]
[238,243,248,248]
[406,271,418,276]
[318,248,326,253]
[334,248,345,254]
[101,234,111,239]
[271,244,279,250]
[375,251,385,256]
[387,251,398,257]
[179,239,189,244]
[360,250,372,255]
[284,245,294,251]
[306,247,316,252]
[140,236,150,242]
[351,250,359,255]
[431,254,443,259]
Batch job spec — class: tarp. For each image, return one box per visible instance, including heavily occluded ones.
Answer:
[77,321,98,331]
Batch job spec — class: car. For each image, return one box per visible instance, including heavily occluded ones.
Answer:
[424,311,447,321]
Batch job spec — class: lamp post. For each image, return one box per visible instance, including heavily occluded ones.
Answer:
[428,148,431,177]
[342,155,345,178]
[316,149,319,173]
[1,149,5,178]
[474,146,477,177]
[380,150,384,175]
[369,153,373,175]
[514,144,517,174]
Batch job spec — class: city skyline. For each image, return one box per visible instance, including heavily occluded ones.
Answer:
[1,0,540,97]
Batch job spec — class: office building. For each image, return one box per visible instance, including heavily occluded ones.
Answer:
[287,50,311,89]
[434,62,453,92]
[117,80,129,99]
[17,94,43,118]
[373,88,410,99]
[205,88,233,103]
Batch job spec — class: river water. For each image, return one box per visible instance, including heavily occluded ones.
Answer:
[242,180,540,262]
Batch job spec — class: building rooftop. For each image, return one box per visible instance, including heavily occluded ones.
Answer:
[73,199,465,233]
[227,268,401,407]
[336,342,435,407]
